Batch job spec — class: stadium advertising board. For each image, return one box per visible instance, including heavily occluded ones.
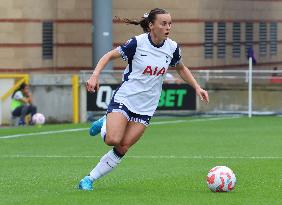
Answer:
[87,84,196,111]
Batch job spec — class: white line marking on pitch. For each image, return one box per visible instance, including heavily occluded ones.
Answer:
[0,116,240,139]
[0,128,88,139]
[151,116,240,125]
[1,155,281,159]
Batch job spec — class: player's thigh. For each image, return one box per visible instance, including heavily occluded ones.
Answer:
[12,106,23,116]
[116,121,147,153]
[106,112,128,145]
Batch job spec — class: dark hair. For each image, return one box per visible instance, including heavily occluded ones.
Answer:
[11,82,27,98]
[115,8,169,32]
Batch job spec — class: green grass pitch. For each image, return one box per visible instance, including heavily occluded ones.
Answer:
[0,116,282,205]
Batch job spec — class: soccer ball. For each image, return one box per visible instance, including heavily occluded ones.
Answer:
[32,113,45,125]
[206,166,236,192]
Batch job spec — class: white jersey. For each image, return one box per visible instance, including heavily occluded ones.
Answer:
[13,91,24,100]
[114,33,181,116]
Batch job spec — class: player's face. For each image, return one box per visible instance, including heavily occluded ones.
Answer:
[22,86,29,95]
[150,14,172,41]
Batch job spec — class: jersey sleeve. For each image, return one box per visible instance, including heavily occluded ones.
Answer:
[13,91,24,100]
[116,37,137,61]
[169,45,182,67]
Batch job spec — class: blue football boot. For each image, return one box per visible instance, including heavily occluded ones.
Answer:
[89,115,106,136]
[78,176,94,191]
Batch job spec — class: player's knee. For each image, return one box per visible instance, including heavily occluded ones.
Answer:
[104,135,121,146]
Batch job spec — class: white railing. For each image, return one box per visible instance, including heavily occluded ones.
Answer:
[193,69,282,82]
[80,69,282,116]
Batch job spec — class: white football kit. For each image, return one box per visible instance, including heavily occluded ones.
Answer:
[86,34,183,187]
[114,33,181,116]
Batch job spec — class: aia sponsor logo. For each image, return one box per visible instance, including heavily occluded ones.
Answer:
[142,66,166,76]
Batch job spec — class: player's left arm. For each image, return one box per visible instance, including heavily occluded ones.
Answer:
[175,62,209,103]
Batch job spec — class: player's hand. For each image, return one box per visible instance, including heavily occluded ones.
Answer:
[86,74,100,93]
[196,87,209,104]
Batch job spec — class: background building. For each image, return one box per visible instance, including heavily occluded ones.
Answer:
[0,0,281,73]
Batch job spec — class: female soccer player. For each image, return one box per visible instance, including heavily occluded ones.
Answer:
[78,8,209,190]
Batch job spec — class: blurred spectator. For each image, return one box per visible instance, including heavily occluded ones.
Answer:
[164,73,182,84]
[272,67,278,77]
[10,83,37,125]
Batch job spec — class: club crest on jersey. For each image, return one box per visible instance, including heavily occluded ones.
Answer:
[142,66,166,76]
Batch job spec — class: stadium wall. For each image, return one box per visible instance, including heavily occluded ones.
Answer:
[0,72,281,124]
[0,0,282,72]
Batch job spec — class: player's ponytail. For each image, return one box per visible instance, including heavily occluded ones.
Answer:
[11,82,27,98]
[115,8,169,33]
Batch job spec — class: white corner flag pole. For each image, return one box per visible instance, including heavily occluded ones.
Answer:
[248,57,253,118]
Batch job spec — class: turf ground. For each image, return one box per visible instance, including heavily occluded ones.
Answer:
[0,116,282,205]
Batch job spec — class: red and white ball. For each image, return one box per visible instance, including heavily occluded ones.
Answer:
[32,113,46,125]
[206,166,236,192]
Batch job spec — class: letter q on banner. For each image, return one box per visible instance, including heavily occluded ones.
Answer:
[96,86,113,109]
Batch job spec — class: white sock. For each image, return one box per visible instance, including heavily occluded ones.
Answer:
[89,149,121,181]
[100,119,106,141]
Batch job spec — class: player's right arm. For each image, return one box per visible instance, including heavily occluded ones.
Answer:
[19,97,29,104]
[86,49,121,93]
